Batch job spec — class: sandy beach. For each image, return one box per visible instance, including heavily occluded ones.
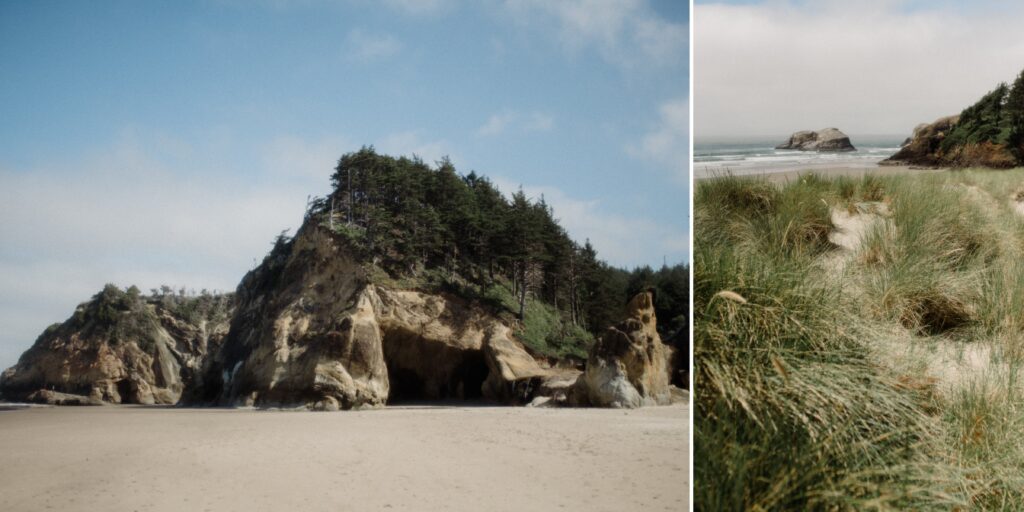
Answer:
[0,404,688,512]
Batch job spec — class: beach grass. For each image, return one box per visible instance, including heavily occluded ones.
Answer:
[695,168,1024,510]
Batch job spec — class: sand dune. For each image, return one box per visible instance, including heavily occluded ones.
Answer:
[0,404,688,512]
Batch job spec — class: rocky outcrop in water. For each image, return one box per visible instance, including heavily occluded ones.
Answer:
[571,291,673,408]
[776,128,856,152]
[0,286,232,405]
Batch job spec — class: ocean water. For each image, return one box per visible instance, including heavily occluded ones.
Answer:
[694,135,905,178]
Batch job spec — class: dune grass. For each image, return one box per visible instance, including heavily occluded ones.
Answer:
[695,169,1024,510]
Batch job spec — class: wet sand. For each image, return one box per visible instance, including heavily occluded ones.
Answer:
[0,404,688,512]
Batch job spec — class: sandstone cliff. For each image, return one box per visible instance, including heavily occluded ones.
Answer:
[0,286,232,405]
[776,128,856,152]
[187,222,551,409]
[1,149,686,409]
[570,291,673,408]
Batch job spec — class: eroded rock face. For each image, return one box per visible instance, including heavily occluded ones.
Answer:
[572,292,672,408]
[197,223,549,409]
[0,290,232,405]
[883,115,1018,168]
[776,128,856,152]
[882,115,958,167]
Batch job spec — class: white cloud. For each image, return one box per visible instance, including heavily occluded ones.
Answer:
[0,133,325,370]
[695,1,1024,136]
[380,0,454,17]
[492,177,687,269]
[478,112,516,136]
[629,97,688,184]
[477,109,555,136]
[501,0,686,70]
[375,131,458,166]
[345,29,402,62]
[264,134,353,179]
[523,111,555,132]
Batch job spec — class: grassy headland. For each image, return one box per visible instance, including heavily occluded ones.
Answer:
[695,168,1024,510]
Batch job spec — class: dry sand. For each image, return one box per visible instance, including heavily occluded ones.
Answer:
[0,403,688,512]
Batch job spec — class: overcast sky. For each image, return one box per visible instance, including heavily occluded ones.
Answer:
[0,0,688,370]
[695,0,1024,139]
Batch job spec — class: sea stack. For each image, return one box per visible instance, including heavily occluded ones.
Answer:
[776,128,856,152]
[570,291,673,408]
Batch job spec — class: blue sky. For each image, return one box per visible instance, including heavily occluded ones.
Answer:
[0,0,688,369]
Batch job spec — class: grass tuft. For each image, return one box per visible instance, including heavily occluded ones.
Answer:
[696,168,1024,509]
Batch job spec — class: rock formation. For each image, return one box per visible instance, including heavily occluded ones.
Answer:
[883,114,1019,168]
[882,115,958,167]
[187,222,551,410]
[0,227,679,410]
[884,68,1024,168]
[1,149,687,410]
[0,286,232,405]
[776,128,856,152]
[571,291,673,408]
[665,326,688,389]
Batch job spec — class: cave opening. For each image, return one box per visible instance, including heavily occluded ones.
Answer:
[381,328,490,404]
[116,379,132,402]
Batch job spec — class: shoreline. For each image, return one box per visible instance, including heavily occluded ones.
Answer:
[695,163,948,184]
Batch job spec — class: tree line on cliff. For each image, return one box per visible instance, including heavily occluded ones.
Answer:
[296,147,686,350]
[940,67,1024,163]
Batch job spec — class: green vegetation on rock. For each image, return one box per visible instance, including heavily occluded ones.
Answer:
[890,67,1024,168]
[302,147,687,348]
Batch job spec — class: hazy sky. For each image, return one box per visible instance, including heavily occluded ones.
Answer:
[0,0,688,369]
[695,0,1024,138]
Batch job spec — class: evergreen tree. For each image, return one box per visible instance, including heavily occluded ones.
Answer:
[316,147,687,342]
[1007,68,1024,156]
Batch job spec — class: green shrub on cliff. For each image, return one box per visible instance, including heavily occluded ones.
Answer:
[939,67,1024,163]
[306,147,688,345]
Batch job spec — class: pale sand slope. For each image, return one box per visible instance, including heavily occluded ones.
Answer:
[0,404,688,512]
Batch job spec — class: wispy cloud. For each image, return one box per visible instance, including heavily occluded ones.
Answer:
[0,132,326,370]
[345,29,402,62]
[501,0,686,70]
[264,134,353,179]
[628,97,688,184]
[380,0,454,17]
[376,131,457,166]
[477,109,555,136]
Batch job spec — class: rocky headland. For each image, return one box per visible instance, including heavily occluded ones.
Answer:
[0,149,685,410]
[0,286,231,405]
[884,69,1024,168]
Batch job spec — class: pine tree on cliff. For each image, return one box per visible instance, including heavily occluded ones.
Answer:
[940,81,1017,155]
[463,171,507,281]
[429,157,476,275]
[505,188,544,320]
[1007,68,1024,157]
[320,147,687,343]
